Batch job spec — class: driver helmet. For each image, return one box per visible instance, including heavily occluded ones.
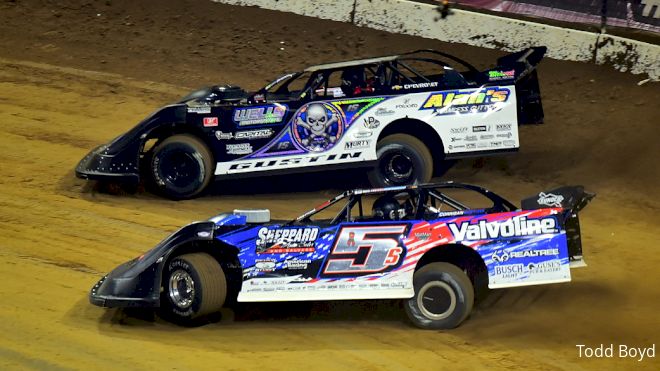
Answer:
[372,195,408,221]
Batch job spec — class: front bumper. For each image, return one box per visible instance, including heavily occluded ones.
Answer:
[89,269,159,309]
[75,145,140,183]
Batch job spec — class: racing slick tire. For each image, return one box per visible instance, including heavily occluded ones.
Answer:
[161,253,227,324]
[405,262,474,329]
[149,134,214,199]
[368,134,433,187]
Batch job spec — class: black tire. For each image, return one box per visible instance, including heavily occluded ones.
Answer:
[367,134,433,187]
[405,262,474,329]
[150,134,213,199]
[161,253,227,324]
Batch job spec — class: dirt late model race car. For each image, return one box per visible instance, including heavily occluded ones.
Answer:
[76,47,546,199]
[90,182,593,329]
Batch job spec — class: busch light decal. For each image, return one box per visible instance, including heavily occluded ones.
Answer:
[293,103,344,152]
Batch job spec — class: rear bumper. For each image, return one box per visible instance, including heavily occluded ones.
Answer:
[76,145,140,183]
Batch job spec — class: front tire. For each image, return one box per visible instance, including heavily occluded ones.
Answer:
[150,134,214,199]
[368,134,433,187]
[405,262,474,329]
[161,253,227,324]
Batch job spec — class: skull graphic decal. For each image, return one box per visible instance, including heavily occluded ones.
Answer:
[293,103,344,152]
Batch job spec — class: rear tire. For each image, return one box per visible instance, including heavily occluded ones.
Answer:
[368,134,433,187]
[405,262,474,329]
[161,253,227,325]
[150,134,213,199]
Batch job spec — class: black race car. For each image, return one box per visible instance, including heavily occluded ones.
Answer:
[76,48,546,199]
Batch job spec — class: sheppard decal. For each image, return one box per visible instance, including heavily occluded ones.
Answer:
[420,87,510,115]
[449,216,559,241]
[256,227,319,254]
[233,104,287,126]
[293,103,344,152]
[488,70,515,81]
[537,192,564,208]
[227,152,362,171]
[226,143,253,155]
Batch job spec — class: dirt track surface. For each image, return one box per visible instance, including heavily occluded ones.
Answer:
[1,1,659,370]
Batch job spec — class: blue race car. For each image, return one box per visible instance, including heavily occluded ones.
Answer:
[90,182,593,329]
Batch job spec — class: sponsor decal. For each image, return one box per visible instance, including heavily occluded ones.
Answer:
[493,260,562,279]
[473,125,488,132]
[451,137,462,142]
[537,192,564,208]
[488,70,515,81]
[421,87,510,115]
[503,140,516,146]
[233,104,287,126]
[480,134,494,140]
[226,143,253,155]
[345,140,370,149]
[497,132,513,138]
[215,131,233,140]
[448,216,559,241]
[284,259,312,270]
[354,131,373,138]
[346,104,361,112]
[395,98,419,109]
[477,142,489,148]
[253,94,266,103]
[203,117,219,127]
[235,128,274,140]
[256,227,319,254]
[450,127,468,134]
[490,141,502,147]
[363,117,380,129]
[394,81,439,90]
[465,135,478,141]
[448,144,465,150]
[466,143,476,149]
[414,232,431,240]
[254,259,276,272]
[277,142,292,150]
[492,248,560,263]
[375,107,395,116]
[496,123,513,131]
[293,103,344,152]
[437,210,466,217]
[229,152,362,170]
[187,105,211,114]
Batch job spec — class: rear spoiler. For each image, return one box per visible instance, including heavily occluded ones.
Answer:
[522,185,595,262]
[495,46,547,82]
[521,185,595,214]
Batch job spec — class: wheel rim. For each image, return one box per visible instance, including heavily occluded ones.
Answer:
[160,151,201,189]
[417,281,456,320]
[169,269,195,309]
[382,153,414,185]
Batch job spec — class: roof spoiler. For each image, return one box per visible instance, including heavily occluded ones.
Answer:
[496,46,547,82]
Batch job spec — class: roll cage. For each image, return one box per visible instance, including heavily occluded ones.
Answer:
[292,182,518,225]
[257,49,482,102]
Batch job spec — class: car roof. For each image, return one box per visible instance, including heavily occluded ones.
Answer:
[303,54,400,72]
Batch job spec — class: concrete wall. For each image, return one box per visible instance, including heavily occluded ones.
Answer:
[212,0,659,79]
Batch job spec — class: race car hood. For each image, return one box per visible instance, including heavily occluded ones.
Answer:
[178,84,248,104]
